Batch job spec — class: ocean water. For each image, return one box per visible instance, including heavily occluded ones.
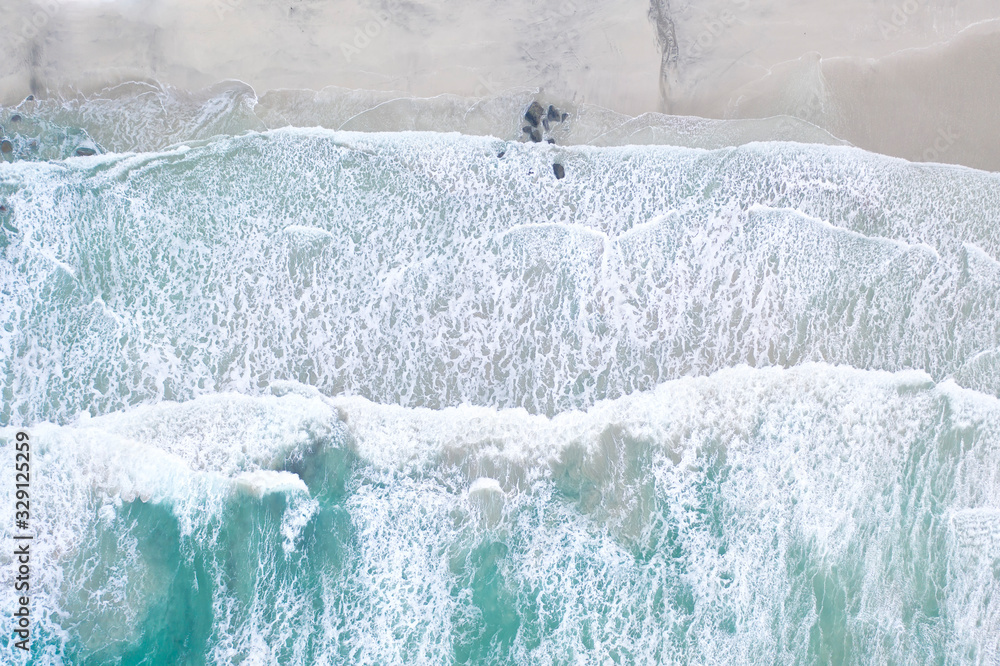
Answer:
[1,87,1000,664]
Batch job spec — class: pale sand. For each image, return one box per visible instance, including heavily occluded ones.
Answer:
[2,0,998,169]
[0,0,663,114]
[663,1,1000,171]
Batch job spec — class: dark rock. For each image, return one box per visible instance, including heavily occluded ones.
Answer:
[497,150,505,158]
[25,95,34,101]
[553,163,565,179]
[0,205,7,213]
[546,138,556,144]
[523,126,533,135]
[542,117,550,131]
[561,112,569,122]
[75,147,97,157]
[530,129,542,143]
[10,114,21,123]
[0,140,12,154]
[547,105,560,121]
[524,101,544,127]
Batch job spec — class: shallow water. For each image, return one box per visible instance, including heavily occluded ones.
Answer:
[4,368,1000,664]
[1,87,999,664]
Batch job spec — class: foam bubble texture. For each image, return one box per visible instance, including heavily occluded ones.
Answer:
[2,365,999,664]
[2,130,999,424]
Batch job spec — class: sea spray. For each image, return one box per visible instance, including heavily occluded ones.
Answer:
[2,366,999,663]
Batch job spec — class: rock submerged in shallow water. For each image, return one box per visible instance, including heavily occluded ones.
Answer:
[0,140,12,155]
[524,101,544,127]
[519,101,570,143]
[553,163,565,179]
[10,114,21,123]
[75,147,97,157]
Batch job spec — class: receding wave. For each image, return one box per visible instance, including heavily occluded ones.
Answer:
[0,81,844,159]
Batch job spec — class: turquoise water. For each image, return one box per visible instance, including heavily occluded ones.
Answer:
[1,91,1000,664]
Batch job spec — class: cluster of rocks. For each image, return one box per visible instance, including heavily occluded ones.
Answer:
[1,109,22,157]
[1,108,100,161]
[518,101,569,180]
[521,101,569,145]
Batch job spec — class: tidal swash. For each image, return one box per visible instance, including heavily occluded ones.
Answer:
[1,88,1000,664]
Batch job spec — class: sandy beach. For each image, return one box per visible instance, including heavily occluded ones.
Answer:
[2,0,999,168]
[6,2,1000,663]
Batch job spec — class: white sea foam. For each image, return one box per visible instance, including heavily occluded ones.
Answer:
[1,35,998,660]
[235,470,309,498]
[3,364,998,663]
[3,130,999,424]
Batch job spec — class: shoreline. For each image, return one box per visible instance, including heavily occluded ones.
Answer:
[3,0,999,170]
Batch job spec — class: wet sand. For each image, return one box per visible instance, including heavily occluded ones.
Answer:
[2,0,998,169]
